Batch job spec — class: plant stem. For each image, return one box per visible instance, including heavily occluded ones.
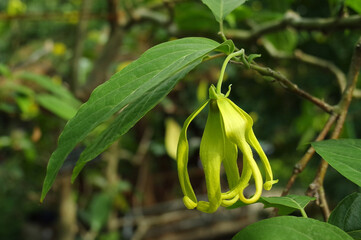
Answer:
[306,36,361,221]
[225,14,361,41]
[300,208,308,218]
[219,20,227,42]
[216,50,244,94]
[232,61,334,113]
[281,114,337,197]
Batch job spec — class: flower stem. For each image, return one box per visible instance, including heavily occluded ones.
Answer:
[216,49,245,94]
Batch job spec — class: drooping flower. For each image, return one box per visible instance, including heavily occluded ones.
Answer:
[177,50,278,213]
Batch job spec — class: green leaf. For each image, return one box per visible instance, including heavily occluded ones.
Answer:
[0,63,11,78]
[71,40,233,181]
[312,139,361,187]
[264,29,298,54]
[175,2,218,33]
[41,37,233,201]
[88,193,112,233]
[227,194,315,215]
[346,0,361,14]
[329,192,361,240]
[232,216,353,240]
[260,195,315,215]
[36,94,78,120]
[201,0,247,23]
[19,72,81,108]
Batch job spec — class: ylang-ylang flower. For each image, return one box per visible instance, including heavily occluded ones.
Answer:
[177,50,278,213]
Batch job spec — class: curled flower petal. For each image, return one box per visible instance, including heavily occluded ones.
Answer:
[177,100,209,209]
[217,98,263,204]
[198,100,223,213]
[226,99,278,191]
[237,138,263,204]
[222,140,239,190]
[246,129,278,190]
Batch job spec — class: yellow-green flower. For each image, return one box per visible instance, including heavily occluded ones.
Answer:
[177,50,278,213]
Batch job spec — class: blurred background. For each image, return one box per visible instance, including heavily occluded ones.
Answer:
[0,0,361,239]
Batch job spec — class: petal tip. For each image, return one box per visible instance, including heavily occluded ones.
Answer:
[183,196,197,209]
[263,179,279,191]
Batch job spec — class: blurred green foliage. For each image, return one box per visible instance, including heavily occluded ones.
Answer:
[0,0,360,239]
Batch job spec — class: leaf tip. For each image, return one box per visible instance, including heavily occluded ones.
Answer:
[71,163,85,183]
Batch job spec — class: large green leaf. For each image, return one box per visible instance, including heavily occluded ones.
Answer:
[329,192,361,240]
[201,0,246,23]
[41,37,234,201]
[71,58,200,180]
[312,139,361,187]
[233,216,353,240]
[260,195,315,216]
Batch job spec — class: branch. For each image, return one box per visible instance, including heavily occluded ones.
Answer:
[232,61,335,113]
[76,2,171,100]
[306,36,361,221]
[225,13,361,41]
[281,114,338,197]
[70,0,93,92]
[261,38,347,94]
[107,0,119,33]
[294,50,347,92]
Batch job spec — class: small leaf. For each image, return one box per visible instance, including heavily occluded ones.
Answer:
[88,193,112,233]
[247,54,261,63]
[20,72,81,108]
[312,139,361,187]
[265,29,298,54]
[346,0,361,14]
[329,192,361,240]
[259,195,315,215]
[41,37,232,201]
[226,200,247,209]
[165,118,182,160]
[0,63,12,78]
[36,94,78,120]
[232,216,353,240]
[227,194,315,215]
[202,0,247,23]
[175,2,218,33]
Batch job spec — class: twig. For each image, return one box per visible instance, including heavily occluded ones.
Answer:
[163,0,176,26]
[306,36,361,221]
[76,2,171,100]
[261,38,347,94]
[71,0,93,92]
[232,61,334,113]
[225,13,361,41]
[59,173,78,240]
[107,0,119,33]
[118,197,265,240]
[294,50,347,93]
[281,114,338,197]
[0,12,103,21]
